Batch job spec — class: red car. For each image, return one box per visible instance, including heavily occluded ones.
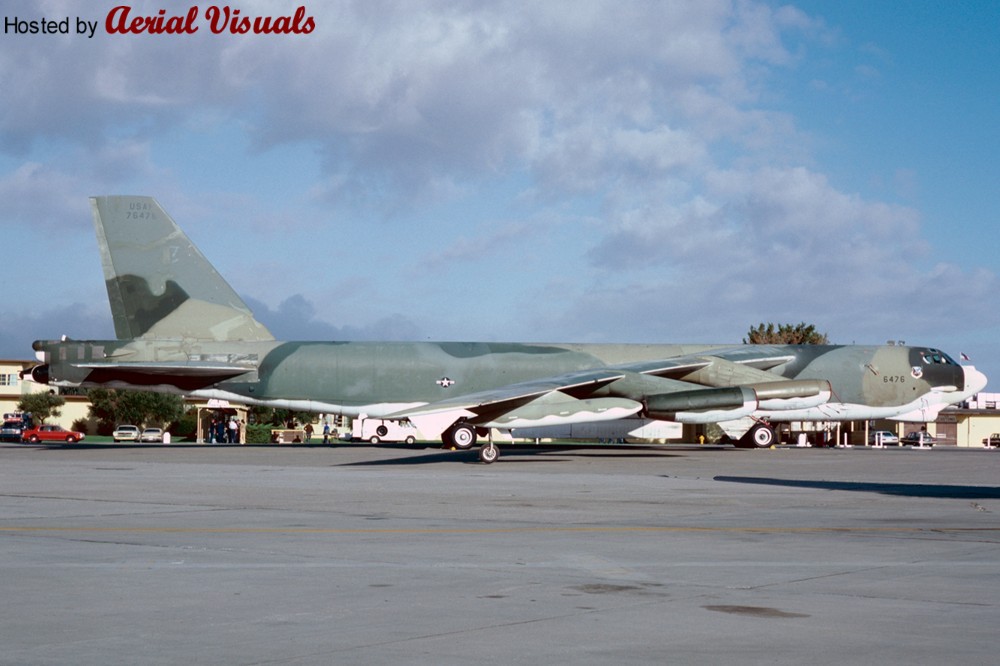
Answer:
[21,424,85,443]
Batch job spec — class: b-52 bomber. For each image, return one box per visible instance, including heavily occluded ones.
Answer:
[25,196,987,462]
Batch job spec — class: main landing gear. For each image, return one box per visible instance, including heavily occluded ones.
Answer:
[738,422,776,448]
[442,422,477,450]
[442,422,501,463]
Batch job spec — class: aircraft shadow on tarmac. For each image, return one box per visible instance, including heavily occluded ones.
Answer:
[19,442,265,450]
[337,444,687,466]
[714,476,1000,499]
[9,440,686,463]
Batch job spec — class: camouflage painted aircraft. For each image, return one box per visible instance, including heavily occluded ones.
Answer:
[25,196,987,462]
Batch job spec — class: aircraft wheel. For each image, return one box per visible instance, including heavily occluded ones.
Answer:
[449,423,477,450]
[479,442,499,464]
[748,424,775,448]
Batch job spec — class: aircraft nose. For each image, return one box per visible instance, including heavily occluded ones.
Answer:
[963,365,989,394]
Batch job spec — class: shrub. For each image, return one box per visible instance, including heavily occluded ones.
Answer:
[170,413,198,440]
[246,424,273,444]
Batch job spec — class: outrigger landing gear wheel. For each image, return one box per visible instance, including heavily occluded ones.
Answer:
[479,442,499,464]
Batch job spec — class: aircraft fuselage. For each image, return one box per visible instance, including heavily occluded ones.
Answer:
[31,338,974,423]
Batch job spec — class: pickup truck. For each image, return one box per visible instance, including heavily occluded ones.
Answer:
[983,434,1000,447]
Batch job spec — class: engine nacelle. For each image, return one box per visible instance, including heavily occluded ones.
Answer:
[645,386,757,424]
[752,379,832,411]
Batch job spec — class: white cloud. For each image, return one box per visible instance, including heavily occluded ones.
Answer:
[245,295,423,341]
[558,163,1000,344]
[0,2,823,201]
[0,303,114,359]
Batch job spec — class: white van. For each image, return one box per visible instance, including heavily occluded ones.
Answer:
[351,418,419,444]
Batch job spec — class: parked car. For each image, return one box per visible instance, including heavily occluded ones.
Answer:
[901,431,936,446]
[0,420,24,442]
[868,430,899,445]
[140,427,164,443]
[983,433,1000,448]
[21,424,85,443]
[113,425,141,442]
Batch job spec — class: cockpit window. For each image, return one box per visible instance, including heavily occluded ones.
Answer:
[921,349,956,365]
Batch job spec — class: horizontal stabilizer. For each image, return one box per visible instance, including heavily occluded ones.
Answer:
[75,361,253,391]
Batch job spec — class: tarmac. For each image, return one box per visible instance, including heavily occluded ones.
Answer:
[2,440,999,665]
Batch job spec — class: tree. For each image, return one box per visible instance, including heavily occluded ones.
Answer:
[743,322,829,345]
[18,392,66,423]
[248,406,315,428]
[87,388,185,431]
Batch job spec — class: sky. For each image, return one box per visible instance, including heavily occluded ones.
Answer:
[1,1,998,383]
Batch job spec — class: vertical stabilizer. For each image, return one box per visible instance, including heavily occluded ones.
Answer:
[91,196,274,342]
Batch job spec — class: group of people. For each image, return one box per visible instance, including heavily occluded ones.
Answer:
[205,415,340,445]
[303,422,339,444]
[208,417,243,444]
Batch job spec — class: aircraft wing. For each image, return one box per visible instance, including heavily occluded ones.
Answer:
[392,368,629,417]
[616,349,829,416]
[390,368,645,434]
[614,347,795,378]
[394,347,822,435]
